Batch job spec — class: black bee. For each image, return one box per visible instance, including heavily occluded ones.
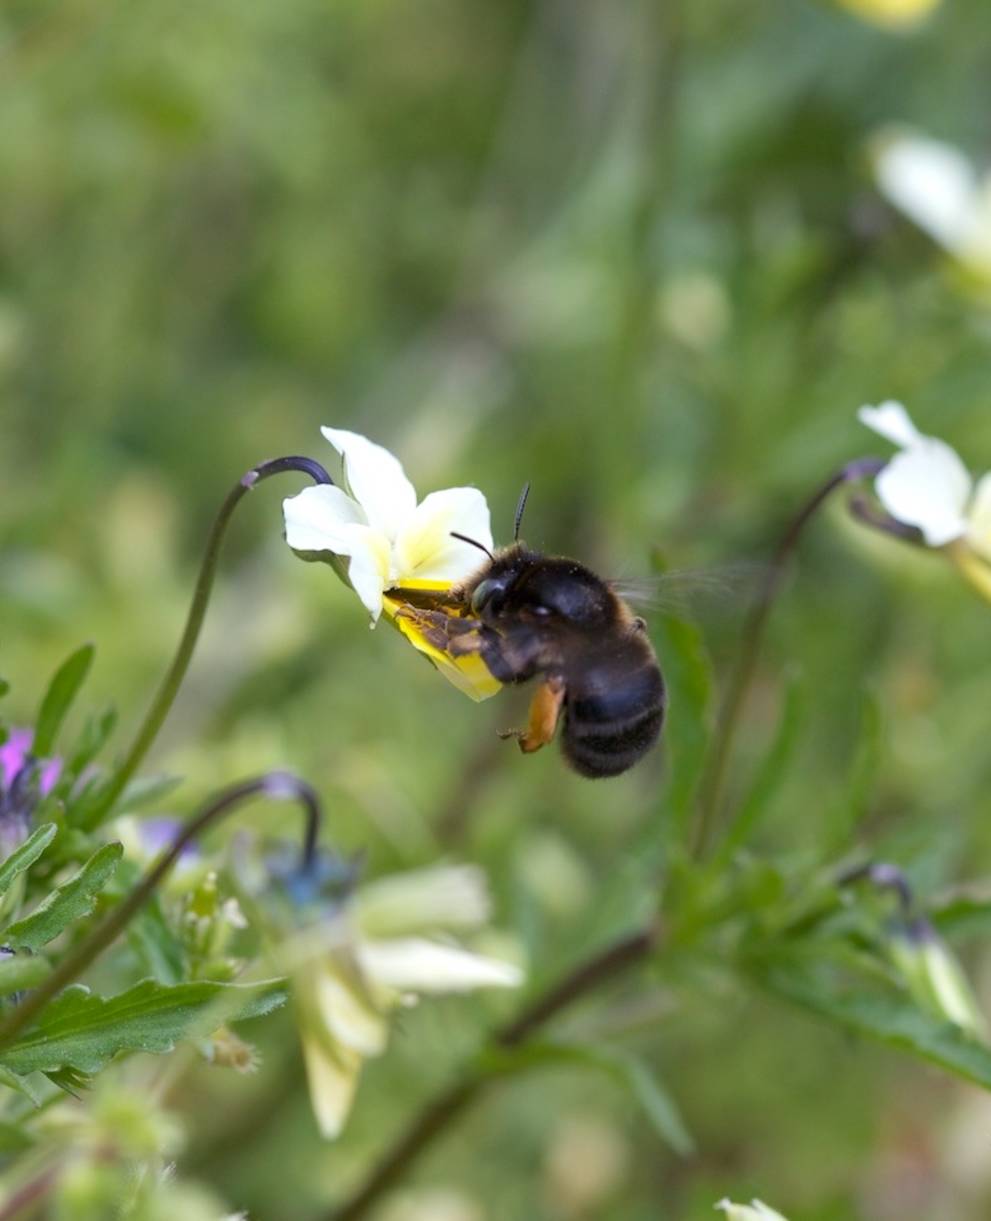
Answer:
[393,487,665,778]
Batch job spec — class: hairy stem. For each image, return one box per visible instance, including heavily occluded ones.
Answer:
[327,925,658,1221]
[0,773,321,1053]
[83,456,333,829]
[692,457,887,859]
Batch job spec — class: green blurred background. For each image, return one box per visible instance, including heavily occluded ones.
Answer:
[4,0,991,1217]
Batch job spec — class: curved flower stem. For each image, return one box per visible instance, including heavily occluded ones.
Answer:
[0,772,322,1053]
[83,457,333,829]
[327,924,659,1221]
[691,457,887,860]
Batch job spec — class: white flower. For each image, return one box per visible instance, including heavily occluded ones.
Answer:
[283,428,501,701]
[858,401,991,559]
[291,863,523,1140]
[873,129,991,280]
[834,0,940,29]
[714,1200,789,1221]
[283,428,492,624]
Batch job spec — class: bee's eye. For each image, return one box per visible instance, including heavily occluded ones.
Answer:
[471,578,504,615]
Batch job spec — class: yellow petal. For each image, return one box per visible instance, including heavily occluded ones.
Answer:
[299,1025,364,1141]
[382,582,502,703]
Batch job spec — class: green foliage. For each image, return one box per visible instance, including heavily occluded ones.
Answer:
[5,843,123,951]
[33,644,95,758]
[0,824,57,898]
[0,979,285,1078]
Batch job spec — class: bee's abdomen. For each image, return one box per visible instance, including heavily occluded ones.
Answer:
[562,661,665,779]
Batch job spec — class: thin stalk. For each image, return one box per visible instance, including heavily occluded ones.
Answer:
[692,457,887,859]
[0,772,321,1053]
[327,925,658,1221]
[83,456,333,829]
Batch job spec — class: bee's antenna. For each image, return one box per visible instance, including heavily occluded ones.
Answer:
[513,481,531,541]
[450,531,495,561]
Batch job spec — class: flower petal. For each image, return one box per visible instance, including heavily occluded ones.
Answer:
[298,1025,363,1140]
[282,485,367,553]
[394,487,493,583]
[874,439,972,546]
[357,936,523,993]
[321,428,417,540]
[873,131,982,256]
[714,1201,789,1221]
[966,471,991,562]
[356,865,492,938]
[342,526,393,623]
[310,961,389,1057]
[857,401,924,449]
[381,583,503,701]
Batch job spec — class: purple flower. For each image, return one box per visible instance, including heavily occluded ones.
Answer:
[0,728,62,855]
[0,729,61,797]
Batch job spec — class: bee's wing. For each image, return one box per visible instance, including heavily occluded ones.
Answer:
[609,562,770,620]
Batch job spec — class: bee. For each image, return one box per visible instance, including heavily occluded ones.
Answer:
[392,486,665,778]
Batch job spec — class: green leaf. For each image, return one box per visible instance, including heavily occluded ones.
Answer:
[478,1040,694,1156]
[0,824,57,899]
[0,679,10,701]
[0,978,287,1076]
[716,670,805,863]
[5,843,122,951]
[33,644,95,758]
[118,773,183,812]
[756,961,991,1091]
[0,955,51,997]
[654,613,713,839]
[127,897,185,985]
[932,893,991,943]
[826,689,883,850]
[0,1063,42,1107]
[64,707,117,781]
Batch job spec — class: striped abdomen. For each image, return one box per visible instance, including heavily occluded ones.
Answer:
[561,645,665,778]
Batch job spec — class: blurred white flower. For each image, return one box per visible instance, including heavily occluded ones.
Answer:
[858,401,991,558]
[835,0,940,29]
[291,862,523,1140]
[715,1199,789,1221]
[283,427,501,700]
[872,129,991,280]
[889,921,986,1038]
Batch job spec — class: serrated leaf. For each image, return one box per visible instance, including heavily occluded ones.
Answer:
[33,644,95,758]
[0,1063,42,1107]
[0,978,287,1076]
[0,955,51,997]
[0,824,57,899]
[5,843,122,950]
[478,1039,694,1156]
[756,961,991,1091]
[717,671,804,863]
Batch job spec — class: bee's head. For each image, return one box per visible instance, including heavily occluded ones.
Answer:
[468,547,613,627]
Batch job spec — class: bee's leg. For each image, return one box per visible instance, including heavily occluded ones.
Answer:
[499,675,565,754]
[395,606,485,655]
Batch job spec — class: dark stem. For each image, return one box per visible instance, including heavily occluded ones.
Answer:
[327,925,658,1221]
[83,457,333,829]
[847,494,923,543]
[691,457,887,859]
[0,772,321,1053]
